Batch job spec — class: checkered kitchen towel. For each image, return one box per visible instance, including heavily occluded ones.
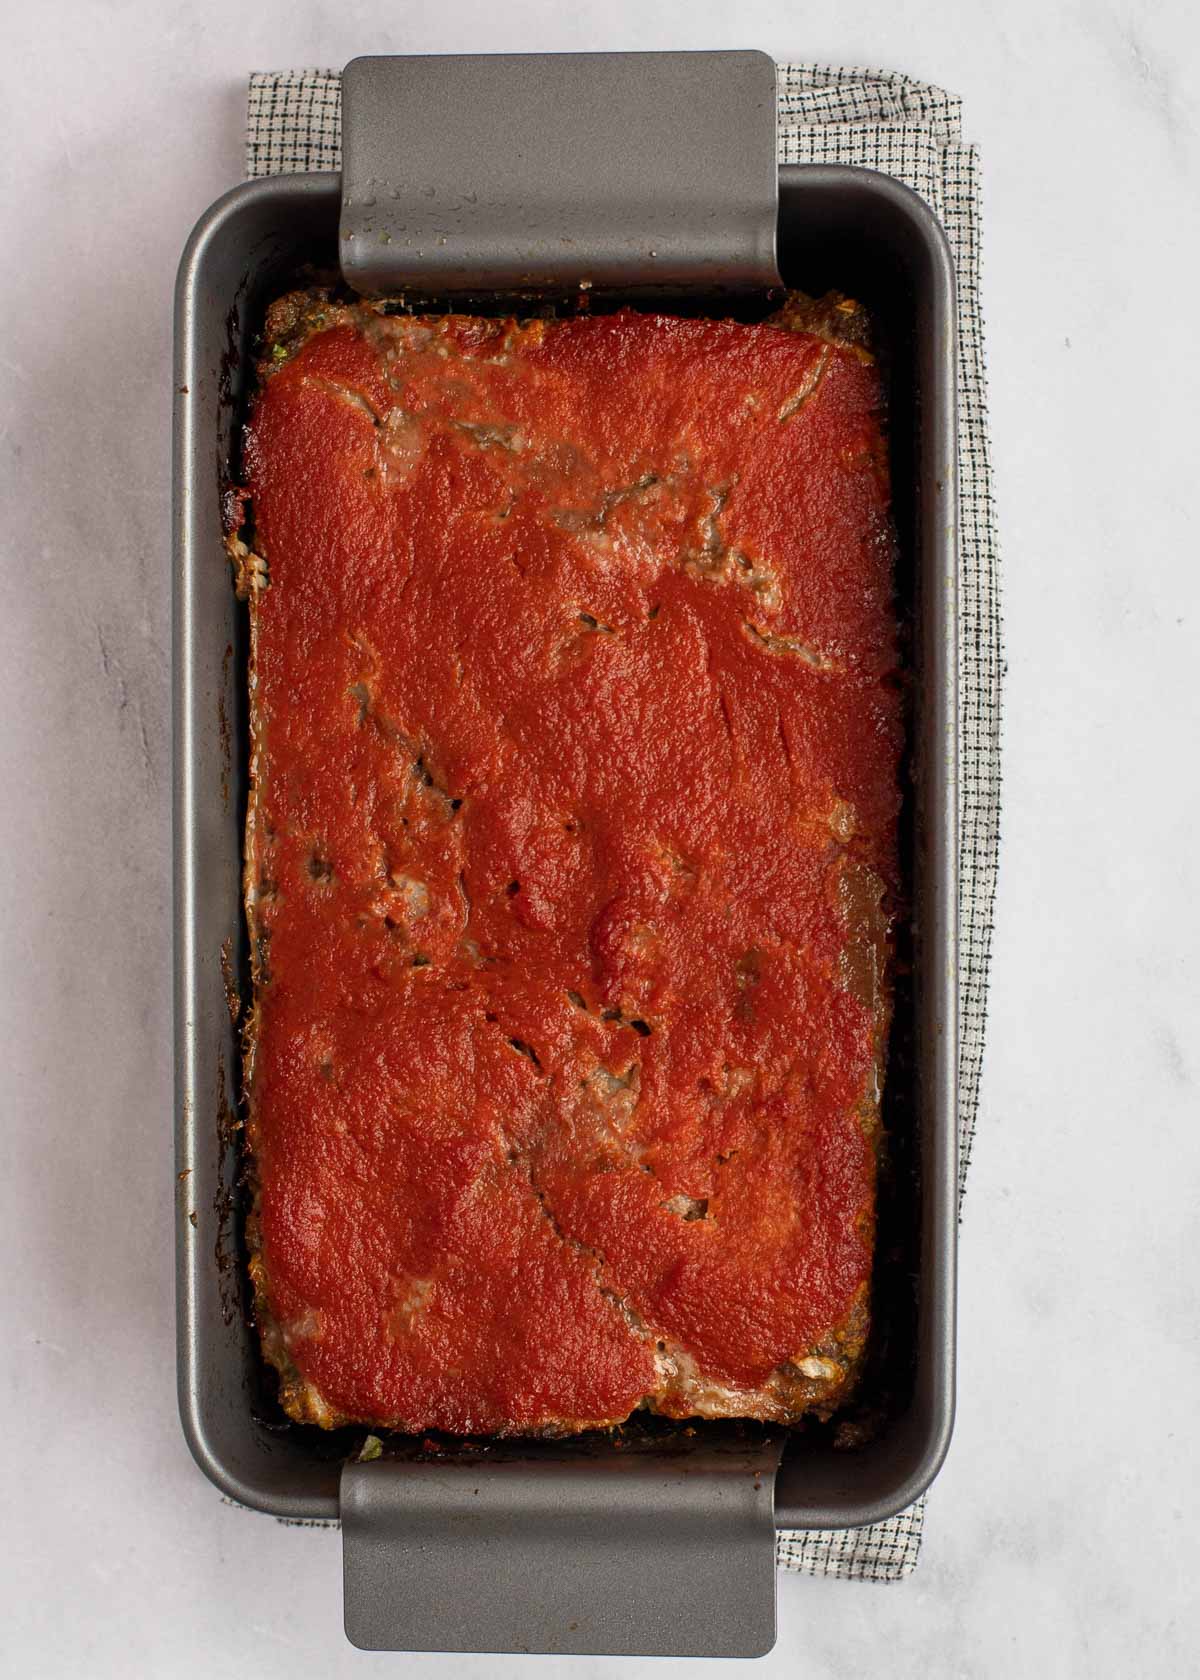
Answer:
[244,64,1002,1583]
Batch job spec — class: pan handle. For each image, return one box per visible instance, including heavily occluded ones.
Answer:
[341,1432,784,1656]
[339,50,783,300]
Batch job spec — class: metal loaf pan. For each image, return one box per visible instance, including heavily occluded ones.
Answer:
[174,62,957,1653]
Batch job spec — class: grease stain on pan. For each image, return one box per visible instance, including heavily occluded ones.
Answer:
[218,641,233,809]
[219,935,241,1027]
[214,1046,244,1327]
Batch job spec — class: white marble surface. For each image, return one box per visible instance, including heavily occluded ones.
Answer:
[3,2,1199,1674]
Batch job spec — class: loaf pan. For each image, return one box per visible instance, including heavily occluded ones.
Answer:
[174,70,957,1651]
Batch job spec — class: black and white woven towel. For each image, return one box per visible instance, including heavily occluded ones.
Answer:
[244,63,1002,1584]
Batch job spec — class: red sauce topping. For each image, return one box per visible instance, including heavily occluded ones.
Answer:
[245,306,900,1432]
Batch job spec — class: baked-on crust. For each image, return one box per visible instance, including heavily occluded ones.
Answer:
[237,292,901,1434]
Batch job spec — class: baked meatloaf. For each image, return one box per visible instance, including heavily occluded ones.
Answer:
[233,290,901,1435]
